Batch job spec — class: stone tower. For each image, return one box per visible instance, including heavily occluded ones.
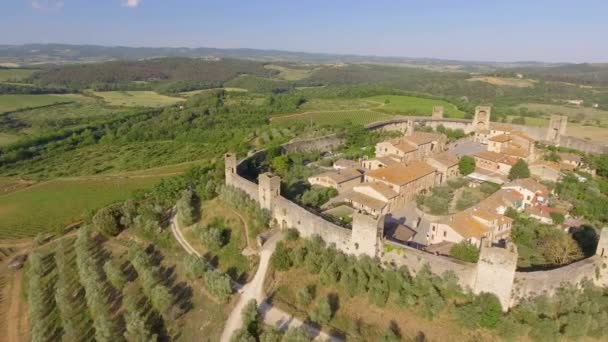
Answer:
[472,106,492,132]
[404,120,414,136]
[473,240,518,311]
[350,212,384,258]
[594,227,608,287]
[546,115,568,143]
[432,106,444,119]
[258,172,281,211]
[224,153,237,184]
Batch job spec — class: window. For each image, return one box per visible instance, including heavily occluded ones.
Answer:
[443,231,447,237]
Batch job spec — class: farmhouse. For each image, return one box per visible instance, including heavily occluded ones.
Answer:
[473,151,518,175]
[307,168,362,192]
[502,178,549,207]
[365,161,437,206]
[343,183,398,217]
[426,152,460,184]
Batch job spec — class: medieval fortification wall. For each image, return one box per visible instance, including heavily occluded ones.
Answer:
[224,126,608,310]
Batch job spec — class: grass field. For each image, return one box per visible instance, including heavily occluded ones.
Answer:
[0,69,36,82]
[0,94,85,113]
[0,176,164,239]
[271,110,394,127]
[264,64,316,81]
[507,115,608,143]
[365,95,467,118]
[183,198,254,283]
[467,76,536,88]
[0,133,21,146]
[516,103,608,124]
[179,87,248,97]
[92,91,185,107]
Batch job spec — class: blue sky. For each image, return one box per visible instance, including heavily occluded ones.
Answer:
[2,0,607,62]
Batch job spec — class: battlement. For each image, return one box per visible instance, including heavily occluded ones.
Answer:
[351,212,384,257]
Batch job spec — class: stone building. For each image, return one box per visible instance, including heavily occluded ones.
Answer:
[426,152,460,184]
[502,178,549,207]
[375,138,418,162]
[343,183,398,217]
[364,161,437,207]
[473,151,519,175]
[361,156,400,170]
[307,168,362,193]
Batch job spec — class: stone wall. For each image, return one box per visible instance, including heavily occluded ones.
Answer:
[511,257,597,305]
[382,241,477,289]
[281,134,343,153]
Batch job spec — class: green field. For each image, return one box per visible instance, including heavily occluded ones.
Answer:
[92,91,185,107]
[0,176,163,239]
[179,87,248,97]
[0,68,36,82]
[0,132,21,146]
[365,95,467,118]
[271,110,394,127]
[0,94,86,113]
[264,64,316,81]
[515,103,608,124]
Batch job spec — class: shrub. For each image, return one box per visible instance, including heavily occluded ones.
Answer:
[508,160,530,180]
[299,187,338,208]
[285,228,300,241]
[296,286,314,306]
[184,254,208,279]
[103,260,127,290]
[199,225,227,249]
[176,189,197,226]
[549,212,565,224]
[455,190,478,210]
[271,242,292,271]
[281,327,311,342]
[242,299,259,337]
[449,241,480,263]
[459,156,475,176]
[310,297,333,324]
[93,205,122,236]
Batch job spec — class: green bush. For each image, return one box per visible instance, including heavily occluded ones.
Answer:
[458,156,475,176]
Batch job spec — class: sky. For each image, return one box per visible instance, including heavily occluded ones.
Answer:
[2,0,607,63]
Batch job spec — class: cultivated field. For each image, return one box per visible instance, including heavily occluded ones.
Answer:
[92,91,185,107]
[264,64,317,81]
[516,103,608,124]
[467,76,536,88]
[0,132,20,146]
[0,94,85,113]
[365,95,467,118]
[271,110,394,127]
[0,69,36,82]
[179,87,248,97]
[0,176,163,239]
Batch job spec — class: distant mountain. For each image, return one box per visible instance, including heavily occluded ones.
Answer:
[0,43,555,71]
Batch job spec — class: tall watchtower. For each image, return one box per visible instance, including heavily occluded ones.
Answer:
[432,106,444,119]
[473,240,518,311]
[224,153,237,185]
[473,106,492,132]
[258,172,281,211]
[350,212,384,258]
[546,115,568,143]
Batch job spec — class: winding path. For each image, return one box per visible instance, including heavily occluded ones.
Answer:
[169,212,337,342]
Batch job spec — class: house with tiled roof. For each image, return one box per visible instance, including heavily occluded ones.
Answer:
[426,152,460,184]
[307,168,362,193]
[361,155,400,171]
[343,183,398,216]
[503,178,549,207]
[365,161,438,207]
[375,138,418,162]
[530,160,561,182]
[473,151,519,175]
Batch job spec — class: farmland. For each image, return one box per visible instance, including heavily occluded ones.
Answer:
[179,87,248,97]
[0,94,86,113]
[467,76,537,88]
[0,175,164,239]
[92,91,185,107]
[0,69,36,82]
[365,95,467,118]
[0,132,20,146]
[264,64,317,81]
[515,103,608,125]
[271,109,394,127]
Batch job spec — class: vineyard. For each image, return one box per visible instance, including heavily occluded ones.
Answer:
[270,109,394,128]
[24,227,228,341]
[365,95,467,118]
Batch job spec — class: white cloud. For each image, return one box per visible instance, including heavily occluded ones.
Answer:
[123,0,142,8]
[30,0,64,10]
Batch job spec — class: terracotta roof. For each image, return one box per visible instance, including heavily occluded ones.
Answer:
[511,131,534,142]
[403,132,442,146]
[355,182,398,200]
[489,134,511,143]
[366,161,436,186]
[386,138,417,153]
[559,153,582,163]
[501,147,530,159]
[376,156,401,166]
[444,212,489,239]
[504,178,548,194]
[490,123,513,132]
[428,152,459,168]
[311,168,361,184]
[471,208,513,225]
[343,190,389,211]
[333,159,360,169]
[391,224,417,242]
[525,206,552,219]
[474,151,519,165]
[477,189,523,212]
